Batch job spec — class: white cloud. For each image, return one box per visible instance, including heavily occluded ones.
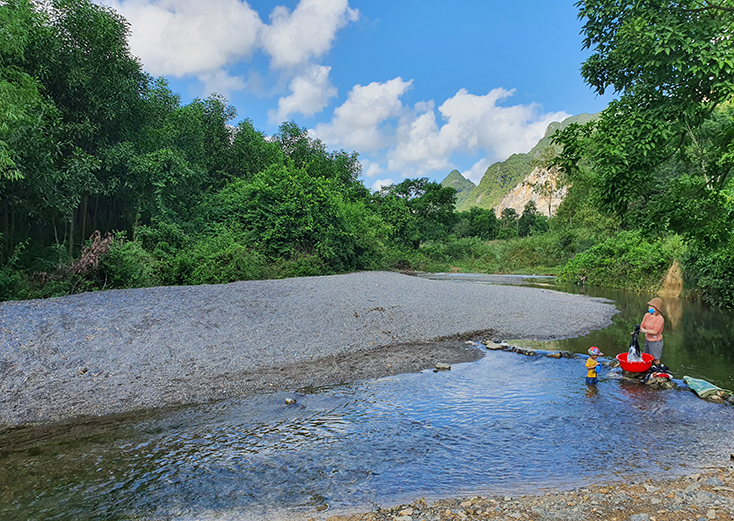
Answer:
[106,0,262,77]
[261,0,360,69]
[269,65,337,124]
[464,158,492,185]
[312,77,413,151]
[104,0,359,105]
[388,87,569,178]
[370,178,394,192]
[388,105,451,175]
[360,159,383,178]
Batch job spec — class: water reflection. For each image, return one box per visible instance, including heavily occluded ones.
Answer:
[505,282,734,389]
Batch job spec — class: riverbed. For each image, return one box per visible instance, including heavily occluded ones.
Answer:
[1,272,733,520]
[0,271,616,426]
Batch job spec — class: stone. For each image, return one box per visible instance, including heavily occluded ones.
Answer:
[435,363,451,371]
[412,499,428,510]
[684,482,701,493]
[630,514,650,521]
[546,352,562,359]
[285,398,297,405]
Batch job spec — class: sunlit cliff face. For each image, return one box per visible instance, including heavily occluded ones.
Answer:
[494,167,568,218]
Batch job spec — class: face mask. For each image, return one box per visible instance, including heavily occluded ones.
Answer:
[648,308,655,314]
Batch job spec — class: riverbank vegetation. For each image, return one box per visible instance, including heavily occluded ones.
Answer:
[1,0,732,309]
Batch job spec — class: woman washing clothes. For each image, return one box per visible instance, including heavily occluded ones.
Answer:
[640,297,665,367]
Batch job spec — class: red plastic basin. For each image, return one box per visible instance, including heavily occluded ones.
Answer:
[616,352,654,373]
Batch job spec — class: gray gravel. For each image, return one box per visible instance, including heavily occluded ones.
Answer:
[0,271,617,426]
[331,467,734,521]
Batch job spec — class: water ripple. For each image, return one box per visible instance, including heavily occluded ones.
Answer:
[2,350,733,519]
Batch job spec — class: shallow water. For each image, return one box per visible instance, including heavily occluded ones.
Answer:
[1,278,733,520]
[421,273,734,389]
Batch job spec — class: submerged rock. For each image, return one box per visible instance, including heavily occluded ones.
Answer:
[706,394,726,404]
[645,376,677,390]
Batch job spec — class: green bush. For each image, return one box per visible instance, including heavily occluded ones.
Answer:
[558,231,683,292]
[410,234,571,275]
[270,254,332,279]
[202,165,367,271]
[98,240,159,289]
[173,229,266,285]
[0,267,26,301]
[682,243,734,309]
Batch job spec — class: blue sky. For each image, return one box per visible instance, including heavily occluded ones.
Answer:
[101,0,612,189]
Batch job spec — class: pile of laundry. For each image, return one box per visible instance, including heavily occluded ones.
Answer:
[683,376,734,404]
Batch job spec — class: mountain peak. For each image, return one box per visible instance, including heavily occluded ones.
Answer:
[441,170,476,207]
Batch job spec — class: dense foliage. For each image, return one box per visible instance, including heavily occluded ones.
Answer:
[2,0,733,310]
[0,0,468,299]
[551,0,734,308]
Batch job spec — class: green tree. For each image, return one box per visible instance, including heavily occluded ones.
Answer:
[498,207,519,239]
[274,121,366,199]
[453,207,498,240]
[373,178,457,247]
[226,119,284,181]
[555,0,734,218]
[518,201,549,237]
[1,0,153,257]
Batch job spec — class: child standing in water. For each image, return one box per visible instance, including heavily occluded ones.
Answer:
[586,346,603,385]
[641,297,665,366]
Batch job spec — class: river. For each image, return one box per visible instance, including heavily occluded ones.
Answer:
[1,276,732,520]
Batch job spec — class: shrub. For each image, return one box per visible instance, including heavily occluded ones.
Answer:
[98,239,159,289]
[202,165,366,271]
[173,229,266,285]
[682,243,734,309]
[558,231,683,292]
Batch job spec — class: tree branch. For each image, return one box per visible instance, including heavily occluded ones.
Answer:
[688,4,734,14]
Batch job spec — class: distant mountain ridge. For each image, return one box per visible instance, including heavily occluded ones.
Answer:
[445,113,596,213]
[440,169,476,207]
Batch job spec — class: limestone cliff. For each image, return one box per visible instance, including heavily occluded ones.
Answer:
[494,166,567,217]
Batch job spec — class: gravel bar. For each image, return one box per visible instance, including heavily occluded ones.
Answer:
[0,271,617,427]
